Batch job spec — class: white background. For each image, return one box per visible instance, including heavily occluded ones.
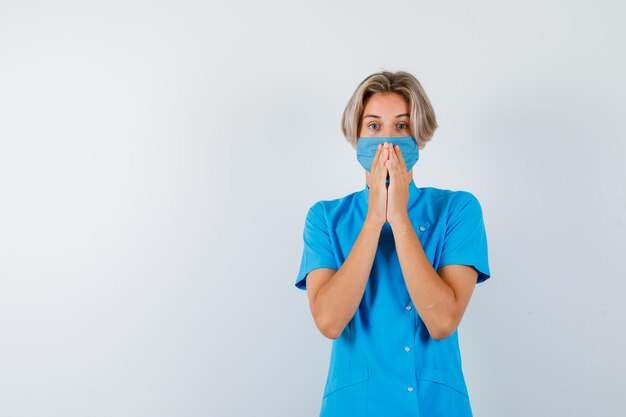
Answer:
[1,1,625,416]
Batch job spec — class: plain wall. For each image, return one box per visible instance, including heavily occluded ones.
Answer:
[1,1,625,416]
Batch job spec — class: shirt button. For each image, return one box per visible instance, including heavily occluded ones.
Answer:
[405,305,412,311]
[407,386,414,392]
[404,346,411,352]
[419,226,426,232]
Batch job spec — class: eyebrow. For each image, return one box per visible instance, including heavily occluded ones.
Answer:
[363,113,410,119]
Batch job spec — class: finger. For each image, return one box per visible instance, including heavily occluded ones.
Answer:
[388,146,398,177]
[380,143,389,165]
[373,143,387,184]
[394,144,407,172]
[378,143,389,173]
[386,159,392,180]
[387,146,403,186]
[374,143,382,162]
[372,143,385,168]
[371,143,382,175]
[393,145,404,176]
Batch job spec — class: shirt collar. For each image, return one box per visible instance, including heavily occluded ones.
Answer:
[358,178,420,212]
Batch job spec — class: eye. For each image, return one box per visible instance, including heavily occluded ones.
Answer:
[398,123,408,129]
[368,122,379,129]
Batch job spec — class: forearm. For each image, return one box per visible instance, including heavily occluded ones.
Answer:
[315,216,383,339]
[390,216,457,339]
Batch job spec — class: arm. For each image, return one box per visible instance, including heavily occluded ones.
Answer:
[306,217,383,340]
[389,217,477,340]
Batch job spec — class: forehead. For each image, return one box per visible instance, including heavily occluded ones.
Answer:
[362,92,409,114]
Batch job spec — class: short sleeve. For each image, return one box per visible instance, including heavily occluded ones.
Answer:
[294,202,339,291]
[438,192,491,284]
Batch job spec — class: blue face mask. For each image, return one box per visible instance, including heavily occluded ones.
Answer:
[356,136,419,173]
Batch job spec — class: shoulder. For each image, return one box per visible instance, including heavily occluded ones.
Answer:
[421,186,478,203]
[419,186,483,217]
[306,189,362,218]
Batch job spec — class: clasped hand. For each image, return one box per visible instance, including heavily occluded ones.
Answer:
[367,142,412,227]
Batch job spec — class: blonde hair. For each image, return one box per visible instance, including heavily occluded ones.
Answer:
[341,70,438,150]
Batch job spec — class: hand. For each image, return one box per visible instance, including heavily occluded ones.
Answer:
[385,143,411,226]
[365,143,388,227]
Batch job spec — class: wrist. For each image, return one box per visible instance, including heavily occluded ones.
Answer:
[388,215,411,229]
[364,215,385,230]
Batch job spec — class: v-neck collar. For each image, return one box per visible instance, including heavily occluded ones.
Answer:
[358,178,420,212]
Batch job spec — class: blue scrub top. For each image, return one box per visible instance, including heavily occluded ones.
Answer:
[295,179,491,417]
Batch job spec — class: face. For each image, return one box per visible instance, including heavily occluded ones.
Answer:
[358,92,414,185]
[358,92,413,138]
